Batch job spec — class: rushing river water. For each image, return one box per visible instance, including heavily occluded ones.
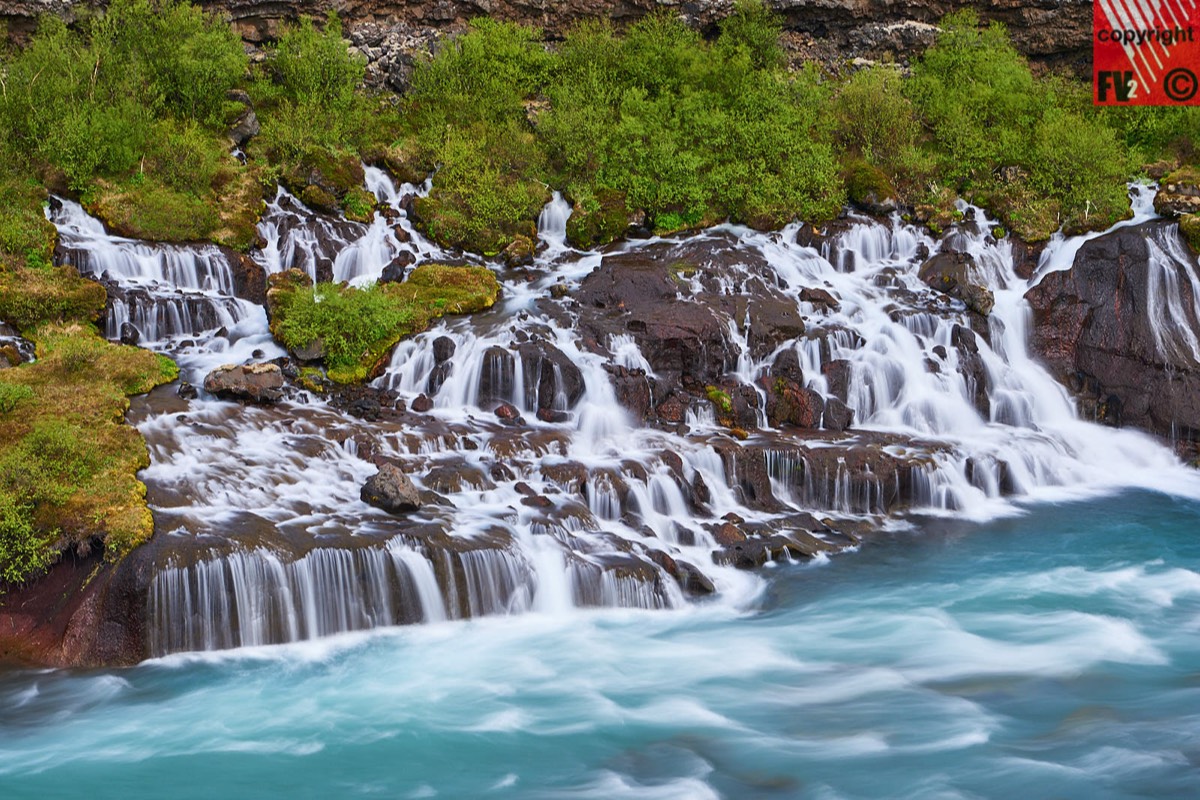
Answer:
[2,490,1199,798]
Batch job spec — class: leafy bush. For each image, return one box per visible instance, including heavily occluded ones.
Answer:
[0,494,50,585]
[274,282,414,373]
[716,0,785,70]
[271,13,364,110]
[271,266,499,382]
[538,10,839,235]
[0,0,245,188]
[1029,108,1132,231]
[905,10,1141,237]
[906,10,1038,186]
[408,18,551,130]
[0,382,34,414]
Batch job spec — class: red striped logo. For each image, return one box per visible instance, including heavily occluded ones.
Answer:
[1094,0,1200,104]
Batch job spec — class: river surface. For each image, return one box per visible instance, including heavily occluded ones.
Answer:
[2,489,1198,799]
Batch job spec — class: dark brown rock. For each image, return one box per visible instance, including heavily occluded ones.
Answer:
[1025,220,1200,445]
[202,363,284,403]
[360,464,421,513]
[918,251,994,316]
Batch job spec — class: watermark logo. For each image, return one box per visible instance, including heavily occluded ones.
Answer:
[1095,0,1200,105]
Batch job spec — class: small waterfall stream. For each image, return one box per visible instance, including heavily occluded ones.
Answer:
[47,176,1200,657]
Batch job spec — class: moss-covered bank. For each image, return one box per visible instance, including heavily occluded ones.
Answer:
[267,265,500,383]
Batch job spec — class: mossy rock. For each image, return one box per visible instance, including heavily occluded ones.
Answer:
[284,146,366,208]
[913,186,961,237]
[0,324,177,584]
[502,234,535,267]
[362,142,430,187]
[209,165,269,251]
[269,265,500,384]
[85,177,219,243]
[341,187,377,224]
[652,208,716,237]
[413,195,542,256]
[1179,214,1200,256]
[843,158,897,215]
[1155,165,1200,217]
[0,265,107,333]
[566,189,629,249]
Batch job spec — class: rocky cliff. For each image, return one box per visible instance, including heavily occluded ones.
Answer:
[1026,221,1200,457]
[4,0,1093,91]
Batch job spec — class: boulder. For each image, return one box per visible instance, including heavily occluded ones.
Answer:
[432,336,456,363]
[1025,220,1200,444]
[202,363,284,403]
[800,286,840,310]
[918,251,995,316]
[361,464,421,513]
[118,321,140,346]
[1154,168,1200,217]
[761,376,825,429]
[518,341,585,410]
[380,252,415,284]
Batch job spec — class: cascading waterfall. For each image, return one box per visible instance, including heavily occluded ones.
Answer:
[47,175,1200,658]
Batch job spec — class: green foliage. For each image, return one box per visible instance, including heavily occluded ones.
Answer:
[717,0,785,70]
[413,123,548,253]
[706,385,733,415]
[906,10,1139,238]
[0,382,34,414]
[0,168,56,268]
[270,265,499,383]
[1028,108,1132,231]
[0,0,245,189]
[907,10,1037,186]
[0,494,50,585]
[271,13,364,109]
[274,282,415,373]
[833,65,929,200]
[537,11,839,235]
[1107,106,1200,164]
[408,18,550,129]
[0,324,176,583]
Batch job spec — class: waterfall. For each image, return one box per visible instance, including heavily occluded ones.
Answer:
[46,176,1200,659]
[537,191,572,255]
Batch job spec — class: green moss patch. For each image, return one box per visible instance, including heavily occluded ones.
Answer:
[0,324,178,585]
[0,265,107,332]
[269,264,500,383]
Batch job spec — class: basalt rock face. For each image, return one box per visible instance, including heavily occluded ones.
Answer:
[0,544,155,668]
[3,1,1092,89]
[1025,220,1200,445]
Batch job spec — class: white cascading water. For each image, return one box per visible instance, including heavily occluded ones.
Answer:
[47,176,1200,657]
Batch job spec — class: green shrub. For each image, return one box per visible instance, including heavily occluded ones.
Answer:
[270,266,499,382]
[0,494,51,585]
[906,10,1037,186]
[274,283,414,372]
[1029,108,1132,231]
[833,65,928,198]
[409,18,551,130]
[717,0,785,70]
[0,382,34,413]
[0,0,246,189]
[413,122,549,253]
[271,13,364,110]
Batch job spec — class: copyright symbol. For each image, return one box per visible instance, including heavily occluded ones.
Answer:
[1164,68,1198,102]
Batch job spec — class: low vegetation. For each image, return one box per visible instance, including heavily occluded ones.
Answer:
[0,324,177,584]
[268,265,499,383]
